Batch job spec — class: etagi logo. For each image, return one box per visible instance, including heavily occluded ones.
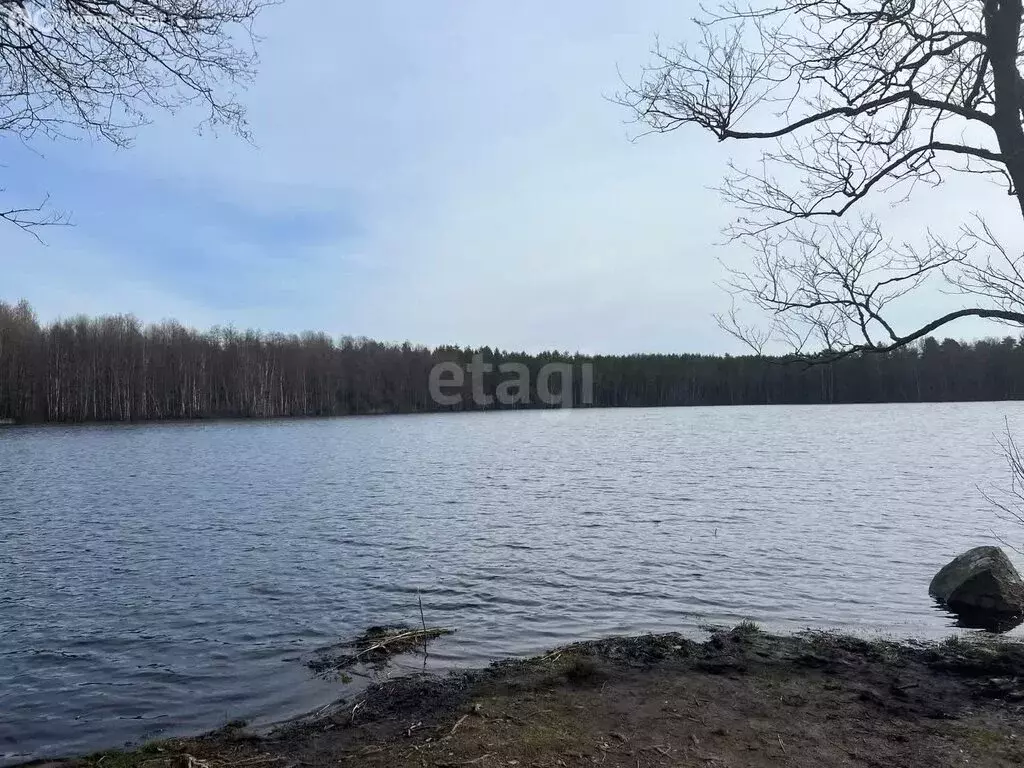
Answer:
[4,4,56,31]
[429,355,594,409]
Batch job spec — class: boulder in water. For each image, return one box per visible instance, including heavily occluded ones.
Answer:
[929,546,1024,628]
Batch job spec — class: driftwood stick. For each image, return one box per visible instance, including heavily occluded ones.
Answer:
[352,629,448,660]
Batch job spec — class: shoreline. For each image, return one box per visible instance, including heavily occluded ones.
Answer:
[3,398,1022,429]
[21,624,1024,768]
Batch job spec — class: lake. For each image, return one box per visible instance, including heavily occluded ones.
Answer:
[3,402,1024,763]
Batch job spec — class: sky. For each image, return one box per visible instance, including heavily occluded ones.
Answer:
[0,0,1016,354]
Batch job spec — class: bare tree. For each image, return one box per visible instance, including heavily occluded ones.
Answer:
[620,0,1024,360]
[0,0,272,232]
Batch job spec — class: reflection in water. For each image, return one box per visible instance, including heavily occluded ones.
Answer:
[3,402,1024,763]
[932,599,1024,633]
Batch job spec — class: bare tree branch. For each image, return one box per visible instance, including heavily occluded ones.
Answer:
[982,420,1024,554]
[0,0,273,232]
[620,0,1024,360]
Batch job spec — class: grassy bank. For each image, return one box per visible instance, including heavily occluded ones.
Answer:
[30,625,1024,768]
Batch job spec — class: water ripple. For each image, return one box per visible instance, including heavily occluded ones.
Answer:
[2,403,1024,763]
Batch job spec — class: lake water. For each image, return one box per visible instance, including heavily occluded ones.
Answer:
[3,403,1024,763]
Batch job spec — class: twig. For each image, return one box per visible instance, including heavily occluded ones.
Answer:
[312,701,335,718]
[354,629,448,660]
[440,755,492,767]
[448,714,469,737]
[778,735,787,755]
[419,591,429,657]
[536,649,564,663]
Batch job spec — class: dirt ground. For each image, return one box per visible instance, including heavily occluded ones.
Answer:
[31,625,1024,768]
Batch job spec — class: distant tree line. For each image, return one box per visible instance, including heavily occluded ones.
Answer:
[1,300,1023,424]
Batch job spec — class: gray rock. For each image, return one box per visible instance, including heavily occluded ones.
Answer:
[929,546,1024,619]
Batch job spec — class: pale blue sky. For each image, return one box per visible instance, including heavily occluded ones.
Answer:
[0,1,1013,353]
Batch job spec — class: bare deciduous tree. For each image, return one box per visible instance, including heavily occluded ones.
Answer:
[0,0,272,232]
[619,0,1024,360]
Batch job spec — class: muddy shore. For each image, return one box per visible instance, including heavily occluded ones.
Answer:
[26,625,1024,767]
